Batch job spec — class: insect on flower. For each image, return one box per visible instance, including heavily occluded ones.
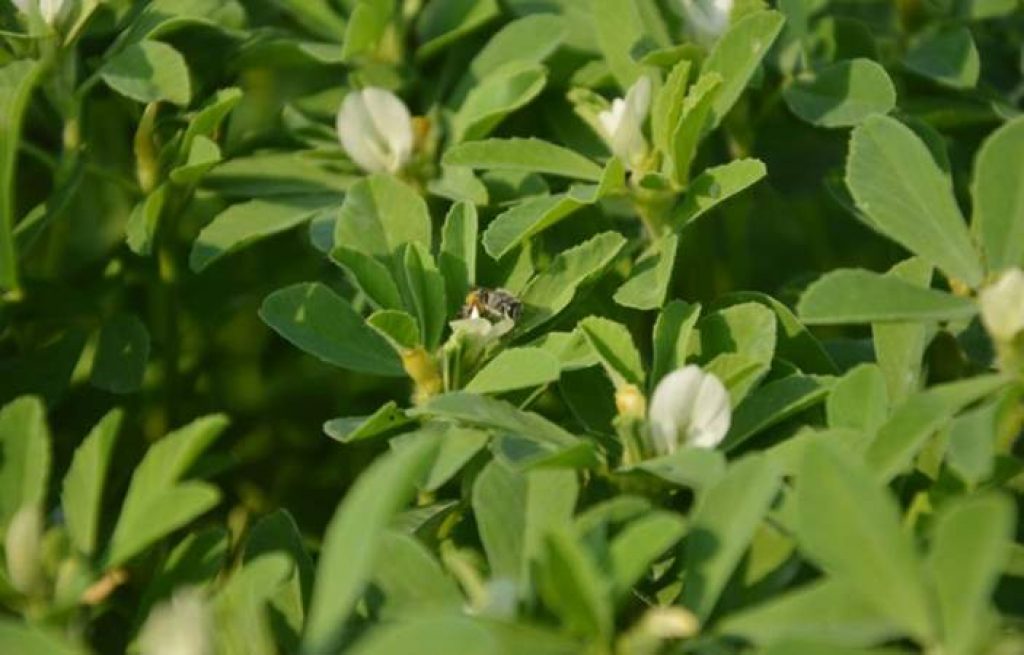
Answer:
[459,288,523,323]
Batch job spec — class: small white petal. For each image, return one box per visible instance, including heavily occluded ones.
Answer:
[648,365,731,454]
[39,0,66,24]
[980,268,1024,343]
[11,0,32,14]
[336,87,414,174]
[596,77,652,170]
[680,0,734,44]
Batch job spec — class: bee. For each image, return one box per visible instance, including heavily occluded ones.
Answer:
[460,287,523,323]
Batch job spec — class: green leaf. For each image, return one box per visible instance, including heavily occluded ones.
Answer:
[169,135,222,186]
[89,314,150,394]
[972,115,1024,271]
[367,310,422,352]
[871,258,934,404]
[675,158,767,227]
[482,160,625,260]
[537,528,613,641]
[348,616,578,655]
[703,10,786,128]
[652,59,693,160]
[846,115,983,287]
[578,317,645,389]
[0,620,87,655]
[371,530,462,618]
[904,27,980,90]
[443,138,604,182]
[440,202,478,316]
[472,461,578,588]
[0,397,50,536]
[614,233,679,310]
[651,301,702,389]
[415,0,500,61]
[106,415,228,566]
[795,441,935,641]
[454,63,547,142]
[260,282,404,377]
[62,409,122,556]
[303,437,439,654]
[718,579,900,648]
[518,232,627,333]
[324,402,413,444]
[945,401,999,486]
[588,0,645,88]
[411,392,582,453]
[125,184,168,256]
[394,425,489,492]
[630,446,726,490]
[395,244,447,351]
[682,455,782,621]
[827,365,889,435]
[797,269,976,324]
[724,376,830,451]
[691,302,777,404]
[0,60,42,292]
[454,15,566,102]
[783,59,896,128]
[464,347,561,394]
[342,0,394,61]
[334,175,433,262]
[609,511,687,600]
[100,41,193,106]
[190,196,338,272]
[927,494,1015,655]
[138,527,230,625]
[671,73,722,186]
[331,247,404,311]
[206,152,354,198]
[864,375,1010,482]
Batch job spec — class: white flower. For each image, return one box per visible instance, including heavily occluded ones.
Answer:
[11,0,69,26]
[648,365,731,454]
[680,0,734,44]
[336,87,414,174]
[979,268,1024,343]
[4,505,44,595]
[139,588,214,655]
[597,76,652,170]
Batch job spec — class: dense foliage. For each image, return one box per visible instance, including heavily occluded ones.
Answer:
[1,0,1023,654]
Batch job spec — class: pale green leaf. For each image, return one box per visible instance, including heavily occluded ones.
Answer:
[0,397,50,536]
[703,11,786,127]
[578,316,645,389]
[62,409,122,556]
[259,282,404,377]
[846,115,983,286]
[443,138,604,182]
[783,58,896,128]
[798,268,976,324]
[464,347,561,394]
[303,438,439,654]
[972,115,1024,271]
[904,27,980,90]
[100,41,192,106]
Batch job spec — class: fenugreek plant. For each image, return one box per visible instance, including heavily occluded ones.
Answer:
[2,1,1024,655]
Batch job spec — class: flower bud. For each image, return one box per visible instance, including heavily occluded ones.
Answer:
[979,268,1024,344]
[11,0,70,27]
[5,505,44,595]
[615,384,647,419]
[597,77,652,171]
[139,587,214,655]
[648,365,731,454]
[680,0,734,44]
[336,87,414,174]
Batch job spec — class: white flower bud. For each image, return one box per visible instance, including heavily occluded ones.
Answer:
[979,268,1024,344]
[648,365,731,454]
[680,0,734,44]
[11,0,70,26]
[336,87,414,174]
[597,77,652,171]
[139,588,214,655]
[5,505,44,595]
